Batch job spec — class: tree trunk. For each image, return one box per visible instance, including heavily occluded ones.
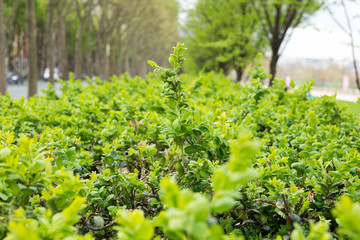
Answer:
[75,20,84,80]
[269,43,280,86]
[86,21,92,77]
[124,49,130,74]
[57,7,68,80]
[109,37,116,77]
[235,67,243,83]
[117,38,122,76]
[47,0,55,85]
[37,22,46,79]
[352,51,360,90]
[5,0,20,73]
[95,36,101,77]
[104,41,109,80]
[0,0,6,95]
[135,44,141,76]
[27,0,37,98]
[341,0,360,90]
[6,32,14,71]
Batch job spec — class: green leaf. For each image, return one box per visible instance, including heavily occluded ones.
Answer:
[91,198,104,205]
[209,225,224,240]
[94,216,105,228]
[105,194,114,202]
[211,196,236,214]
[0,147,10,159]
[333,158,342,170]
[289,213,301,223]
[19,186,37,196]
[0,192,8,201]
[32,160,45,172]
[184,144,206,154]
[291,223,306,240]
[192,128,202,137]
[148,198,159,206]
[159,178,181,208]
[110,150,121,161]
[147,60,158,68]
[172,119,181,132]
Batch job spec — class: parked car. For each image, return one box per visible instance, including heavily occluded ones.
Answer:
[43,67,61,81]
[6,71,25,85]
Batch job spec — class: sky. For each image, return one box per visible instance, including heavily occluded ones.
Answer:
[280,1,360,62]
[178,0,360,63]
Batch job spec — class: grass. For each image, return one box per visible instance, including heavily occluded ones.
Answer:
[313,97,360,116]
[337,100,360,116]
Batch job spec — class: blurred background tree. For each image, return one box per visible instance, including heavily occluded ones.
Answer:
[26,0,37,97]
[3,0,360,96]
[184,0,266,82]
[1,0,179,95]
[325,0,360,90]
[250,0,323,85]
[183,0,323,84]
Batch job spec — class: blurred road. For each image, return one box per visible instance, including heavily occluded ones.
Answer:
[311,88,359,102]
[6,81,62,99]
[6,81,360,103]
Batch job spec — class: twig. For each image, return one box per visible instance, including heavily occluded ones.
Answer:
[324,4,349,34]
[88,221,117,231]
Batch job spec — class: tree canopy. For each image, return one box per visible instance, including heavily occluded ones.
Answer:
[184,0,266,82]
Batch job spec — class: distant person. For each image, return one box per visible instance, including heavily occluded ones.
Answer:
[285,76,291,92]
[307,92,314,100]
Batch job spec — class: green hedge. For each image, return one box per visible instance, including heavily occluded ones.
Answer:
[0,45,360,239]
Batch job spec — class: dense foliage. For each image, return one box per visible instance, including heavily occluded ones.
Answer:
[0,44,360,239]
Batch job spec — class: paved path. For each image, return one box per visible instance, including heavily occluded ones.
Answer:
[311,88,359,102]
[6,81,360,103]
[6,81,62,99]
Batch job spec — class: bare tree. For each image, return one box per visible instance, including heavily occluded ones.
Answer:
[326,0,360,90]
[27,0,37,97]
[251,0,321,85]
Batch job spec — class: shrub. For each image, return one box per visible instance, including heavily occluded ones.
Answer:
[0,43,359,239]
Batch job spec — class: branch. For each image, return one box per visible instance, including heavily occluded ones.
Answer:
[325,4,349,34]
[75,0,82,19]
[59,0,74,18]
[279,5,307,55]
[341,0,360,89]
[249,0,272,40]
[279,6,297,43]
[274,4,282,39]
[279,27,295,56]
[87,221,117,231]
[342,0,354,36]
[260,0,275,35]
